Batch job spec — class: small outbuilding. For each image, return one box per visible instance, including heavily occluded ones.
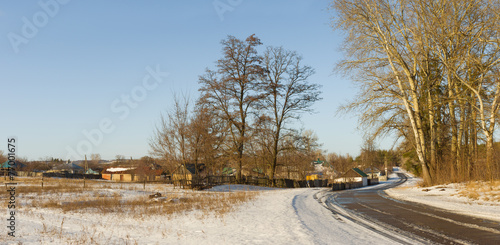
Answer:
[335,168,369,186]
[101,166,163,182]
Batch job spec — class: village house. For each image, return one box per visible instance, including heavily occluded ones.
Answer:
[172,163,207,187]
[102,166,163,182]
[1,160,27,177]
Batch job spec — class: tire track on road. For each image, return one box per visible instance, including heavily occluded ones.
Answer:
[323,173,500,244]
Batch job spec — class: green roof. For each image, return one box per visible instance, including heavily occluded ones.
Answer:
[86,168,99,174]
[222,167,235,175]
[1,161,26,169]
[352,168,368,177]
[252,168,264,174]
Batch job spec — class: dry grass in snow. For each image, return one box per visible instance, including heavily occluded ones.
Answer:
[455,180,500,202]
[2,178,257,218]
[1,178,261,244]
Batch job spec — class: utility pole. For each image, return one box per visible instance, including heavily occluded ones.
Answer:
[384,155,389,179]
[84,155,88,173]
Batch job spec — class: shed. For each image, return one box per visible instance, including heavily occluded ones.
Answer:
[101,167,135,181]
[335,168,368,186]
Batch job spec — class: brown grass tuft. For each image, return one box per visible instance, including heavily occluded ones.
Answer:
[457,180,500,202]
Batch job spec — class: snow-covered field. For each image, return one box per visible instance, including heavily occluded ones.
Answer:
[2,172,499,245]
[2,181,399,245]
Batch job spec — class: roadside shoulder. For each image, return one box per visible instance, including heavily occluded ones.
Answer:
[385,173,500,222]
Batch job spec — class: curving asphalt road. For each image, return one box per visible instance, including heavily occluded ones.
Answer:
[321,173,500,244]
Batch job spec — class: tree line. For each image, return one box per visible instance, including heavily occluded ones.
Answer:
[149,34,322,183]
[332,0,500,184]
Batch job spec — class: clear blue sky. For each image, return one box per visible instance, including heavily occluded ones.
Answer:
[1,0,392,161]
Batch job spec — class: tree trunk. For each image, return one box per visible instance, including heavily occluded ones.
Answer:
[486,134,494,180]
[448,75,458,180]
[269,137,279,187]
[427,90,437,174]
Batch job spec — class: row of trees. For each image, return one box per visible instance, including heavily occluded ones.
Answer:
[150,35,322,182]
[332,0,500,184]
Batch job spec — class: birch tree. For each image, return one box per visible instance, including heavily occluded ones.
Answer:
[332,0,500,183]
[332,0,435,184]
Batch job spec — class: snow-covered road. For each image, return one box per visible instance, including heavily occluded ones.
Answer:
[289,188,402,245]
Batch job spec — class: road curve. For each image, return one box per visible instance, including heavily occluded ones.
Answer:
[321,174,500,244]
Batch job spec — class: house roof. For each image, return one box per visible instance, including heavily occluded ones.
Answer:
[102,167,136,174]
[1,161,26,169]
[176,163,206,175]
[222,167,235,175]
[86,168,100,174]
[341,168,368,178]
[312,158,324,165]
[53,163,84,170]
[102,165,164,175]
[352,168,368,177]
[186,163,205,174]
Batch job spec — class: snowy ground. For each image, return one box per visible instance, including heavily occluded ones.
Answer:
[2,172,499,244]
[385,168,500,222]
[3,183,399,245]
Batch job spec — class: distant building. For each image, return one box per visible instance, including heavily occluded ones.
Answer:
[172,163,207,185]
[1,160,27,176]
[364,167,382,179]
[102,167,135,181]
[101,166,163,182]
[335,168,369,186]
[48,162,84,174]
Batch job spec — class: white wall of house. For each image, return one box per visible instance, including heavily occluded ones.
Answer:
[334,176,368,186]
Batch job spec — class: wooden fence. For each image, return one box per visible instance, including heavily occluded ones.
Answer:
[42,172,102,179]
[174,175,332,189]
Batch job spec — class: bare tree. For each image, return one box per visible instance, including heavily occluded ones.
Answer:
[198,34,264,182]
[89,153,101,170]
[188,103,228,174]
[115,155,126,166]
[258,46,321,183]
[150,95,192,173]
[328,152,354,175]
[0,150,6,164]
[281,129,321,179]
